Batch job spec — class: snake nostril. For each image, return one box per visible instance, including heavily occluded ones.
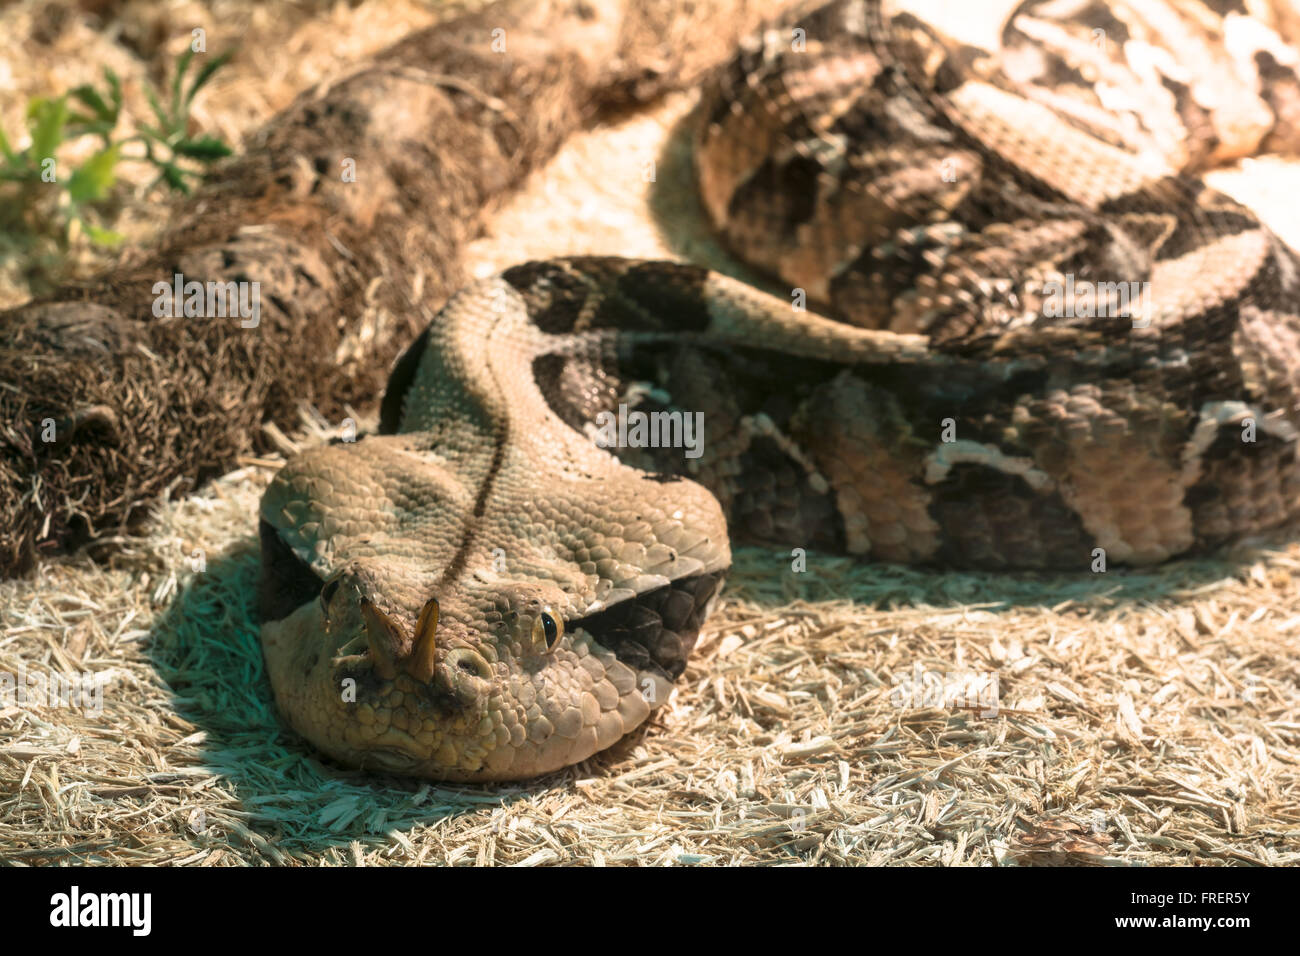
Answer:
[429,650,490,710]
[444,647,492,682]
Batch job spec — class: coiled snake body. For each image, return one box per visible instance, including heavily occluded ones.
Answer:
[258,0,1300,779]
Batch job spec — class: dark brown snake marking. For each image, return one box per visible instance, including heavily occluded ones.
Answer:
[258,0,1300,779]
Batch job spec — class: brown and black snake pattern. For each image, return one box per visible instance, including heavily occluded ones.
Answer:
[258,0,1300,779]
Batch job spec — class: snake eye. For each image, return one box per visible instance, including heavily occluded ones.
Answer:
[531,610,562,653]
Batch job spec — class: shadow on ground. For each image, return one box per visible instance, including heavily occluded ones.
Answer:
[721,537,1291,613]
[147,541,654,862]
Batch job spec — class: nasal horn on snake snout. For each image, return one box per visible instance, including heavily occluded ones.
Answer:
[359,598,404,681]
[404,597,441,682]
[358,594,439,682]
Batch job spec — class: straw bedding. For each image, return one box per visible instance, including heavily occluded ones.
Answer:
[1,0,1298,866]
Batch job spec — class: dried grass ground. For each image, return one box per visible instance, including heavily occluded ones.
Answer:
[2,0,1299,866]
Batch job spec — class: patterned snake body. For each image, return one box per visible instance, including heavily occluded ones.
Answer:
[259,0,1300,779]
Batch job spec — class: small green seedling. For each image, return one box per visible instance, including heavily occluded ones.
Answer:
[0,48,234,283]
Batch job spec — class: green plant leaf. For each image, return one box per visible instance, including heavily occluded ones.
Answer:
[67,144,120,203]
[0,123,16,163]
[172,135,232,160]
[70,84,113,121]
[64,113,115,139]
[27,97,68,165]
[83,221,125,246]
[184,49,233,107]
[144,85,171,137]
[157,160,190,193]
[104,67,123,119]
[170,48,196,123]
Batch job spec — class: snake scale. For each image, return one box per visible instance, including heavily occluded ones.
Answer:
[257,0,1300,779]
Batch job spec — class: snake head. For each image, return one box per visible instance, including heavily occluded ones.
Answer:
[257,385,730,781]
[259,514,727,780]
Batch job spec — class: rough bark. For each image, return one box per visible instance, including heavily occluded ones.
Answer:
[0,0,769,576]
